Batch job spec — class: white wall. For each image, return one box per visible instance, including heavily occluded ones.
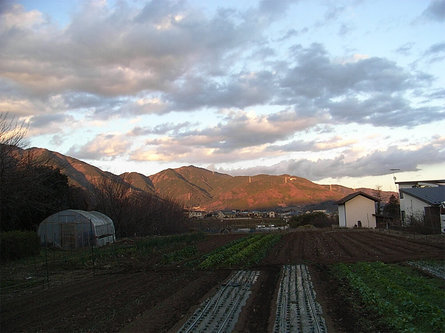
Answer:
[338,204,346,227]
[400,193,428,223]
[344,195,376,228]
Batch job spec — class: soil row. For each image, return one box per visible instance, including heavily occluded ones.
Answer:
[262,229,444,264]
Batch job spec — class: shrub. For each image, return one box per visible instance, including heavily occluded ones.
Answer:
[0,230,40,261]
[289,212,336,228]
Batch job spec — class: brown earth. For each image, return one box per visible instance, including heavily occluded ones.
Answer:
[262,229,444,265]
[1,230,444,332]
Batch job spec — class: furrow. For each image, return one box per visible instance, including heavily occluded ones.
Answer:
[274,265,328,333]
[177,270,258,333]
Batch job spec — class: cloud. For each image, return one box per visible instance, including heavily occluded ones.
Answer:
[268,136,357,152]
[395,42,415,55]
[0,0,266,99]
[282,44,426,99]
[321,94,443,127]
[129,121,195,136]
[422,41,445,64]
[277,43,441,126]
[1,3,441,132]
[221,144,445,181]
[67,134,132,160]
[127,108,320,163]
[424,42,445,55]
[164,70,276,111]
[258,0,298,20]
[1,0,444,183]
[421,0,445,22]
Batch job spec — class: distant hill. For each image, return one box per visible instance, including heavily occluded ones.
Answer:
[149,166,396,210]
[14,146,397,210]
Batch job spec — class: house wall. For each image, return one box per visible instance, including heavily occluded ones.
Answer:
[338,205,346,227]
[344,196,376,228]
[399,193,428,224]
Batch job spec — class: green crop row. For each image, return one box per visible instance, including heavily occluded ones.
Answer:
[135,232,205,252]
[199,234,280,269]
[332,262,445,332]
[199,235,260,268]
[162,245,197,264]
[224,234,280,267]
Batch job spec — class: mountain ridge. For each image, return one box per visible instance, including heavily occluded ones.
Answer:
[17,146,397,210]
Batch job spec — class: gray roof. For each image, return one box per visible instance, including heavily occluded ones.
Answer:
[400,186,445,205]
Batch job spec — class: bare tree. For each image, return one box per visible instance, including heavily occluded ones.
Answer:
[375,185,383,215]
[0,112,28,147]
[1,113,71,231]
[92,174,133,237]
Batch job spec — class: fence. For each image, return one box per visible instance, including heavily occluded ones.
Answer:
[1,233,205,298]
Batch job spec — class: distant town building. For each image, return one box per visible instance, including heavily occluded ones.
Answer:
[188,210,206,219]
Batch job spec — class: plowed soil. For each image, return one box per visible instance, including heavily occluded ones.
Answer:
[262,229,444,264]
[1,229,444,332]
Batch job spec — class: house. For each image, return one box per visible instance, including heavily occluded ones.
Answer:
[396,179,445,189]
[337,192,379,228]
[188,210,206,219]
[398,184,445,232]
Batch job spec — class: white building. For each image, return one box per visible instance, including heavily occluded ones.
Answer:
[399,185,445,226]
[337,192,379,228]
[188,210,206,219]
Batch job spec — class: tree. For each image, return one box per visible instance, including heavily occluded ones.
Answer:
[382,194,400,221]
[0,112,28,148]
[0,113,71,231]
[92,174,133,237]
[289,212,337,228]
[92,176,187,237]
[375,185,383,214]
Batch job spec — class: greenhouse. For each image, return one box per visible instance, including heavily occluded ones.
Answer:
[38,209,115,249]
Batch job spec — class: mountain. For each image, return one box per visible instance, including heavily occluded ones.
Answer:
[149,165,396,210]
[120,172,155,194]
[10,147,119,191]
[14,146,397,210]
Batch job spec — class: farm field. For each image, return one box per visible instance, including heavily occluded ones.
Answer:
[1,229,444,332]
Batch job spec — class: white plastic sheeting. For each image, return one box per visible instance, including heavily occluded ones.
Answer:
[38,209,115,249]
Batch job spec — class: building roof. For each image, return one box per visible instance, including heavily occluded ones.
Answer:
[400,186,445,205]
[337,191,380,205]
[396,179,445,186]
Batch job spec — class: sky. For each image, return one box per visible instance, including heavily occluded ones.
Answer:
[1,0,444,192]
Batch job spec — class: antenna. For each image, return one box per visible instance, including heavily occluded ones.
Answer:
[390,168,400,191]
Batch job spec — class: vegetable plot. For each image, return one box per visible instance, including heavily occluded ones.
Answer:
[199,234,281,269]
[408,260,445,280]
[332,261,445,332]
[177,270,259,333]
[274,265,327,333]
